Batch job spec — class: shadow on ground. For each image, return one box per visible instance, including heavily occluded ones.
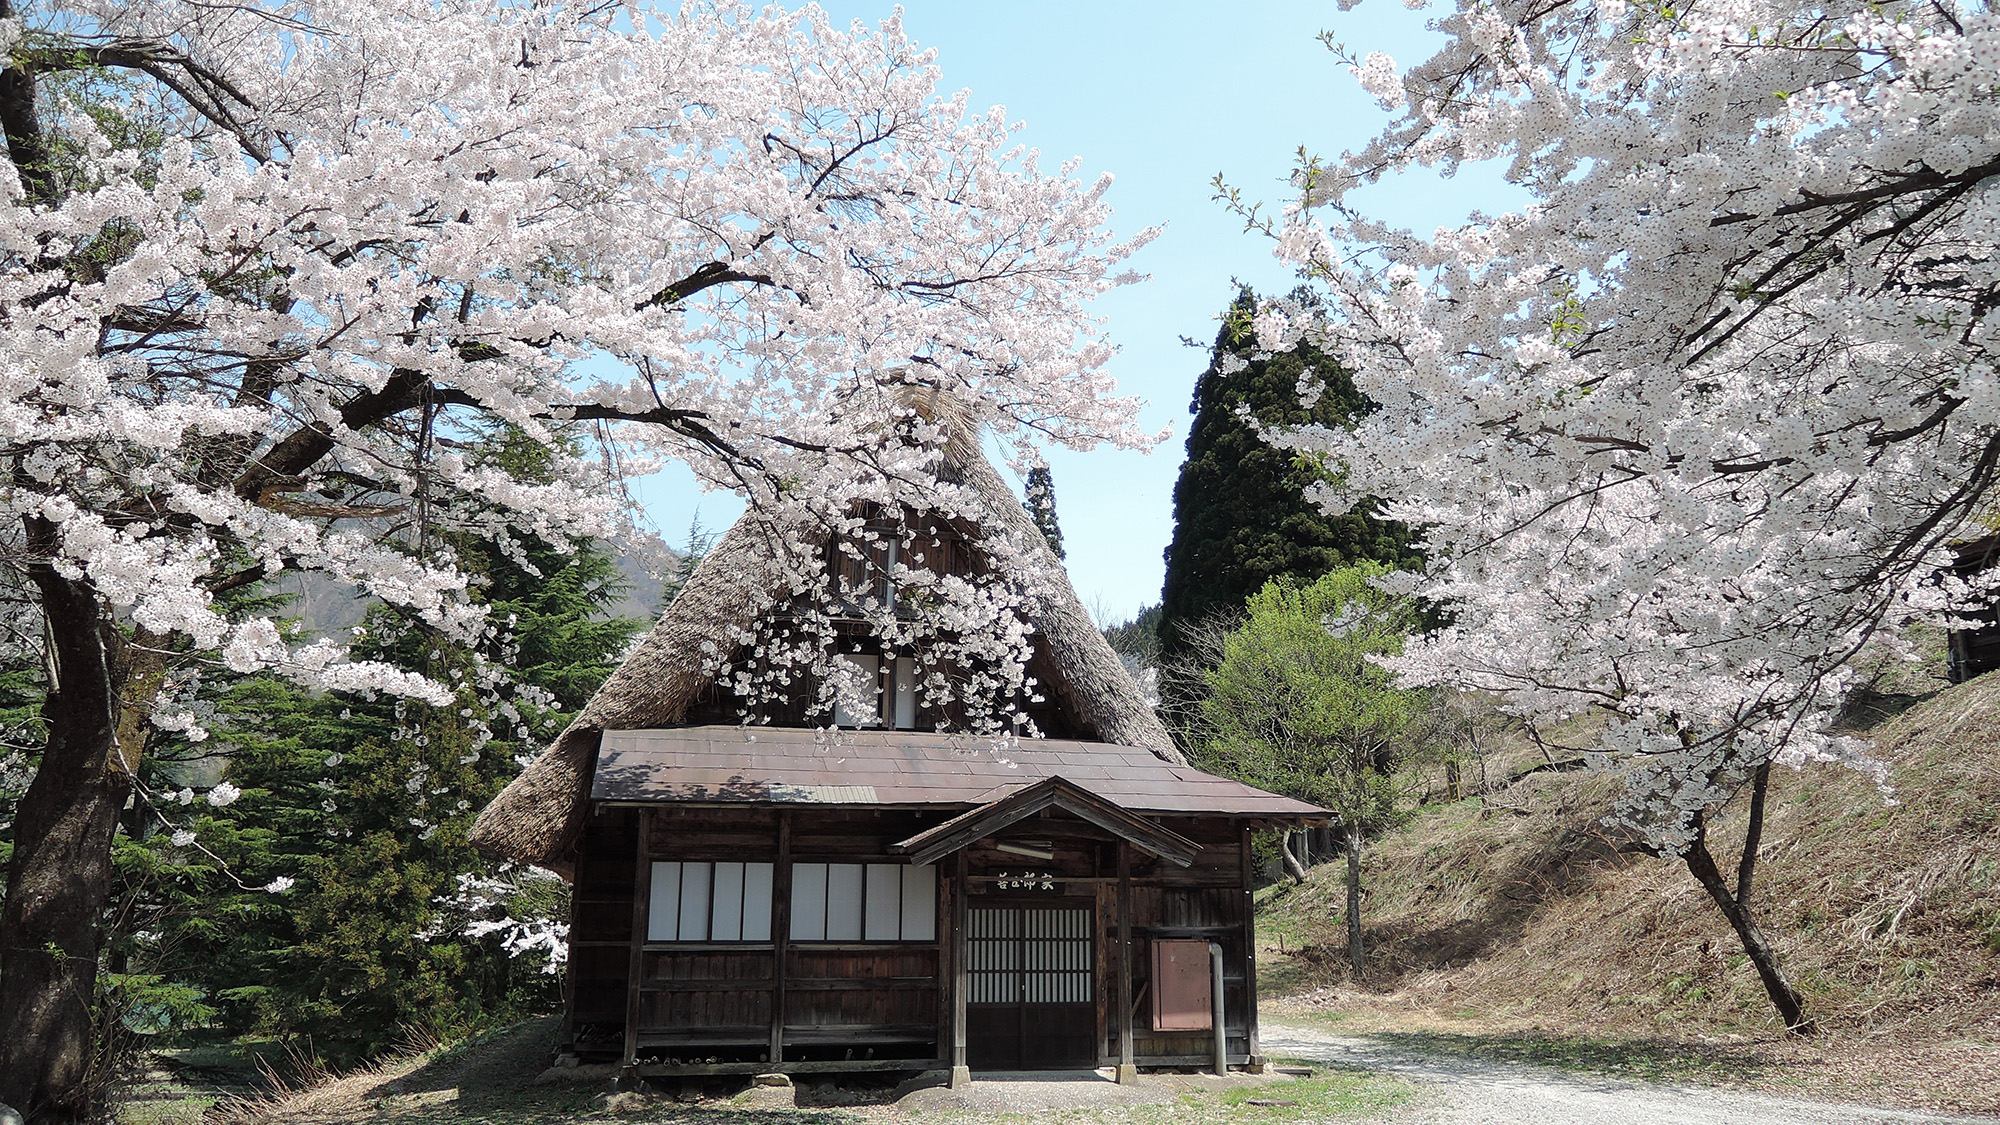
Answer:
[1366,1030,1778,1085]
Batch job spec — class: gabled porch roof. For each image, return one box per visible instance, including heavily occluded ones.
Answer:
[889,775,1204,867]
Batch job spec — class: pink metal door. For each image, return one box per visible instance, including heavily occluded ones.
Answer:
[1150,939,1213,1031]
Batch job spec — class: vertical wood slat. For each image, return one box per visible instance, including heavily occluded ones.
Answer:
[623,809,653,1068]
[559,904,579,1056]
[1239,826,1260,1066]
[770,810,792,1066]
[1014,906,1026,1047]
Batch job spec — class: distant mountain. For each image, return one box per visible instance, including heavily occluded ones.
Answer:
[277,544,674,640]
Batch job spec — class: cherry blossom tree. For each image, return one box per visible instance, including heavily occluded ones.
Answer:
[1243,0,2000,1033]
[0,1,1153,1116]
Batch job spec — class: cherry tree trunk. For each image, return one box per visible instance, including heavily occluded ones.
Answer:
[1345,823,1365,975]
[0,567,131,1125]
[1279,832,1309,883]
[1681,776,1814,1036]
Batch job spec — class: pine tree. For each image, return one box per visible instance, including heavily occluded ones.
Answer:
[660,519,719,610]
[120,435,644,1062]
[1024,466,1065,560]
[1157,289,1416,658]
[1103,604,1162,672]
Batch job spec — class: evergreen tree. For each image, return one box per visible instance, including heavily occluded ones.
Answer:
[659,518,719,610]
[1157,289,1417,658]
[0,655,48,861]
[1024,466,1066,560]
[120,436,643,1063]
[1103,604,1162,672]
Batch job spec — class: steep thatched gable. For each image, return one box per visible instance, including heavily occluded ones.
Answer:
[470,423,1177,875]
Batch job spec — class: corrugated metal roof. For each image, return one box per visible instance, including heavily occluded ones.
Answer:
[590,726,1327,818]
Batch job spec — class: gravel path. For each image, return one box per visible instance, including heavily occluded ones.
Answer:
[1259,1021,1997,1125]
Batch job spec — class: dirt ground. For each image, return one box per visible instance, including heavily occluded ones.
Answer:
[1250,668,2000,1120]
[163,1017,1411,1125]
[137,1014,2000,1125]
[1260,1017,1999,1125]
[1264,981,2000,1116]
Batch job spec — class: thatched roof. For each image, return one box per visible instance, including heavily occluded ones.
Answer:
[469,413,1179,874]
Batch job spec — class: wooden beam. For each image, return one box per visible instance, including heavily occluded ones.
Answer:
[782,978,937,991]
[894,776,1201,868]
[623,809,653,1070]
[1116,841,1136,1084]
[559,850,582,1058]
[770,809,792,1067]
[1133,1053,1254,1068]
[936,857,953,1064]
[950,849,969,1088]
[633,1056,947,1078]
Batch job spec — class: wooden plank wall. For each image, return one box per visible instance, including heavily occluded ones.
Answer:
[1102,820,1256,1066]
[567,804,1263,1069]
[570,805,945,1063]
[567,808,639,1057]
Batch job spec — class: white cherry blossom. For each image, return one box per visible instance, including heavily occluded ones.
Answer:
[1246,0,2000,1032]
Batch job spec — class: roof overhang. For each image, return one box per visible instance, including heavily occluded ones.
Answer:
[891,775,1203,868]
[586,726,1331,821]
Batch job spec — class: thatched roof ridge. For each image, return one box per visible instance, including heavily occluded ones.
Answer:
[949,442,1181,761]
[470,417,1178,873]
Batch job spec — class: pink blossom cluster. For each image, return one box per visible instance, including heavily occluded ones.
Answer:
[1,0,1154,735]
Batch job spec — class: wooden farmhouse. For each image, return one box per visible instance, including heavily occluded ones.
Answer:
[470,423,1326,1085]
[1947,534,2000,682]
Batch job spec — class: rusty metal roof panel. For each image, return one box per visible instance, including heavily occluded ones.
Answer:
[590,726,1326,817]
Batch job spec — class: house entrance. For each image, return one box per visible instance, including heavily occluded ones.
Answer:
[965,904,1095,1069]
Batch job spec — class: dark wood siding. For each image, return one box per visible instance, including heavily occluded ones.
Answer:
[565,804,1262,1072]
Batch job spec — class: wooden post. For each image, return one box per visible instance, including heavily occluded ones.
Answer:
[1239,825,1262,1072]
[938,861,954,1063]
[558,861,581,1062]
[770,810,792,1068]
[1115,842,1137,1084]
[950,849,970,1088]
[622,809,653,1077]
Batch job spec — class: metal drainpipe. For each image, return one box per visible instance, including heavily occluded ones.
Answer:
[1207,942,1227,1076]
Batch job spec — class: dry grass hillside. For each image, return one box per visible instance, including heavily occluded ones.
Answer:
[1258,664,2000,1113]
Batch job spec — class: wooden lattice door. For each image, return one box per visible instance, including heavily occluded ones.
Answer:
[965,904,1095,1069]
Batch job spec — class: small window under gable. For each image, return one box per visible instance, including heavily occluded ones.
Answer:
[829,652,921,729]
[830,653,881,727]
[825,513,982,618]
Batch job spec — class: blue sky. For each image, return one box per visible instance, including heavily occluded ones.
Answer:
[634,2,1512,623]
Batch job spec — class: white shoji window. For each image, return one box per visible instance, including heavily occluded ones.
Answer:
[788,862,936,942]
[647,861,775,942]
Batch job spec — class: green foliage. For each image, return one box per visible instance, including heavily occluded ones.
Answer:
[1196,564,1428,825]
[1157,287,1417,659]
[120,490,641,1062]
[1024,464,1066,560]
[0,650,48,868]
[1104,603,1163,670]
[659,518,718,611]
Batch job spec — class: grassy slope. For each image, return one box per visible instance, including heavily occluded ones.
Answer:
[1257,668,2000,1111]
